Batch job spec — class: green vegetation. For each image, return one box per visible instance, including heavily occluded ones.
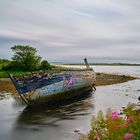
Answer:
[0,65,66,78]
[41,60,51,70]
[4,45,41,70]
[0,59,10,69]
[0,45,65,78]
[80,104,140,140]
[0,64,76,78]
[1,45,140,78]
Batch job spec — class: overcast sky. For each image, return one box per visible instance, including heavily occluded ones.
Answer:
[0,0,140,63]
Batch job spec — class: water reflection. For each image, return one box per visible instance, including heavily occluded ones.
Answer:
[15,91,94,132]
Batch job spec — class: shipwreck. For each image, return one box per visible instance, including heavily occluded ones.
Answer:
[9,58,96,107]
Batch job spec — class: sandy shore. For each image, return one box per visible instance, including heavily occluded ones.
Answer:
[0,72,136,94]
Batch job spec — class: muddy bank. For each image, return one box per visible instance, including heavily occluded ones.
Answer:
[95,72,136,86]
[0,73,136,94]
[0,78,16,93]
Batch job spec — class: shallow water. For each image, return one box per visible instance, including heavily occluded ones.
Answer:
[0,66,140,140]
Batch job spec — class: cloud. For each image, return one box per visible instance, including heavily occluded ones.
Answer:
[0,0,140,63]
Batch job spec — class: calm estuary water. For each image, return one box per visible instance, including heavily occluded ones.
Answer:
[0,66,140,140]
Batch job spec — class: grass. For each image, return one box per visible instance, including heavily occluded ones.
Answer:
[0,70,28,78]
[80,104,140,140]
[0,61,9,69]
[0,65,68,78]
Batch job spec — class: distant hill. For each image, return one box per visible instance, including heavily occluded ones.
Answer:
[60,62,140,66]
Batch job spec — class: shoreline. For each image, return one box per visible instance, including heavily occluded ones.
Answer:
[0,72,137,94]
[95,72,137,86]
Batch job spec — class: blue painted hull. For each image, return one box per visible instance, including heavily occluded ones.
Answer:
[9,68,96,106]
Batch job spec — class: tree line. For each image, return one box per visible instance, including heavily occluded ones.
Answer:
[1,45,51,71]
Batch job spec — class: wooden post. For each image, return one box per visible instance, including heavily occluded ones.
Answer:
[84,58,89,68]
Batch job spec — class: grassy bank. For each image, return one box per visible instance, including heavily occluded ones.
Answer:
[0,65,67,78]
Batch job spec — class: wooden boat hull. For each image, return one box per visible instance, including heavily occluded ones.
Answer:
[9,59,96,107]
[29,85,93,106]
